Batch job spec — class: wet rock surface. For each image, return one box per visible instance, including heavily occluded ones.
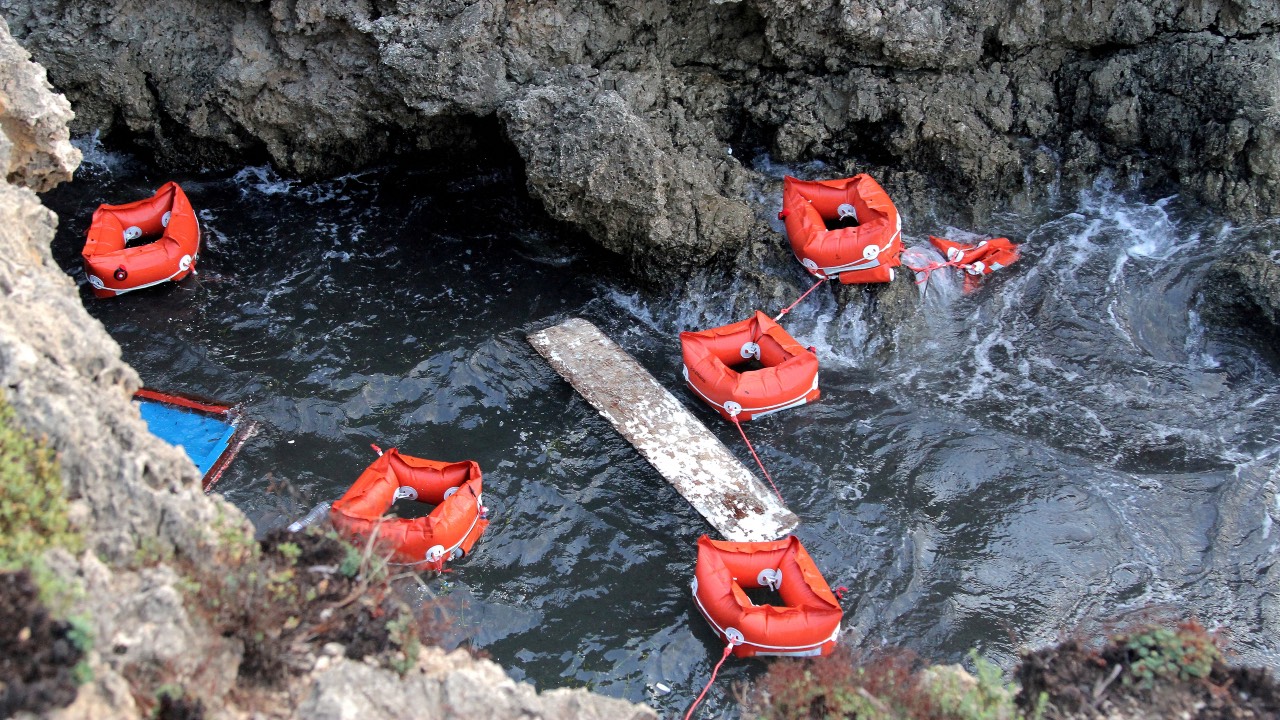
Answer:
[1201,221,1280,344]
[0,0,1274,290]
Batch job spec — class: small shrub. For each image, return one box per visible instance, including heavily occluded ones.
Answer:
[0,395,92,717]
[0,395,82,571]
[277,541,302,563]
[744,646,934,719]
[338,542,363,577]
[1119,620,1221,689]
[178,526,429,687]
[924,651,1019,720]
[0,570,87,716]
[66,615,93,654]
[744,645,1033,720]
[153,684,205,720]
[385,610,421,675]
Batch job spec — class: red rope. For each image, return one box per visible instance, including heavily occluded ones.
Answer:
[732,417,784,503]
[683,642,735,720]
[774,276,827,321]
[906,259,957,286]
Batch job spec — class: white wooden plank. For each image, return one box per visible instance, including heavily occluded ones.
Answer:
[527,317,799,542]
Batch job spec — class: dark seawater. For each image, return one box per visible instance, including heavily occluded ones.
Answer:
[42,137,1280,717]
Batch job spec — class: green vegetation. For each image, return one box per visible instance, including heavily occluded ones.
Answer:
[151,683,205,719]
[385,610,421,675]
[67,614,95,685]
[745,618,1276,720]
[744,646,1035,720]
[0,394,82,573]
[177,523,430,686]
[0,394,93,683]
[1119,621,1221,689]
[924,651,1032,720]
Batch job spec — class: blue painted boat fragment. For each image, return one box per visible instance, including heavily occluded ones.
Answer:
[134,388,253,491]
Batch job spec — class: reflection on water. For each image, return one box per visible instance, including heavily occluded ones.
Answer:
[41,140,1280,716]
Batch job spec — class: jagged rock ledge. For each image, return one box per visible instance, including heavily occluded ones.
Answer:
[0,0,1275,286]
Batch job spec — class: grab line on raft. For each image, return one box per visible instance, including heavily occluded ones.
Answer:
[683,641,735,720]
[774,276,827,321]
[731,416,784,503]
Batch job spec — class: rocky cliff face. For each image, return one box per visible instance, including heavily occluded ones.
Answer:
[0,17,654,720]
[0,0,1274,287]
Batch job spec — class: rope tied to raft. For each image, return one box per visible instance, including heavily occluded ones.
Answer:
[683,641,735,720]
[730,415,785,504]
[906,257,956,287]
[774,276,827,321]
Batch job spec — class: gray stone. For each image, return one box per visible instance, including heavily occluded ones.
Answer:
[0,0,1273,294]
[1202,250,1280,341]
[297,647,657,720]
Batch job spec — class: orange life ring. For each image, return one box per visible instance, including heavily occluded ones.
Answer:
[680,311,819,422]
[781,174,902,284]
[691,534,843,658]
[82,182,200,298]
[329,449,489,570]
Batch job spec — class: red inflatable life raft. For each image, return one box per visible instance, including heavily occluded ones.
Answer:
[329,449,489,570]
[82,181,200,298]
[691,534,843,658]
[681,311,819,422]
[780,174,902,284]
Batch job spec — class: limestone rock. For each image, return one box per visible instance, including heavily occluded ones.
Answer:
[500,71,753,282]
[0,18,78,191]
[297,647,657,720]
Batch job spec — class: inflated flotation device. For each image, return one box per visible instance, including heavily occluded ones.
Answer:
[780,174,902,284]
[681,311,819,422]
[329,449,489,570]
[82,182,200,298]
[691,534,843,658]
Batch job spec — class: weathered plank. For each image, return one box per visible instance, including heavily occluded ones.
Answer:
[527,317,799,542]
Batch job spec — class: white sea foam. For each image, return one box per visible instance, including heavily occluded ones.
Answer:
[233,165,367,204]
[71,130,135,177]
[1184,309,1220,369]
[750,153,830,180]
[234,165,295,196]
